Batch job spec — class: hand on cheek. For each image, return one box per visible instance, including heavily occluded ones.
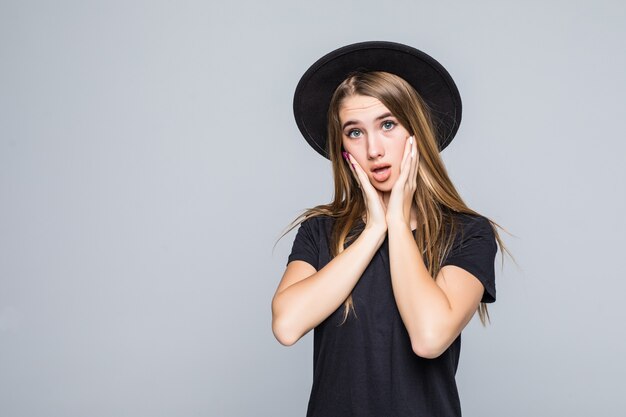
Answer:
[342,151,387,231]
[386,135,419,227]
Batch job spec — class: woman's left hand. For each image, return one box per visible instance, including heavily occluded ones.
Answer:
[386,135,420,228]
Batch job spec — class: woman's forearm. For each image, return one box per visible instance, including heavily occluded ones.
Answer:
[387,222,453,356]
[272,226,386,345]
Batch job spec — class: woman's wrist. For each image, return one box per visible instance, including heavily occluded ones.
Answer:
[387,220,411,232]
[362,224,388,246]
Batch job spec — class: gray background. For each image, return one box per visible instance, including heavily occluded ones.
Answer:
[1,0,624,416]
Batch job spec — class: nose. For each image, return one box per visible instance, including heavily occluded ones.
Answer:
[366,132,384,160]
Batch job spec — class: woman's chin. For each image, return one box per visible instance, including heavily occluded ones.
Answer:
[371,181,394,193]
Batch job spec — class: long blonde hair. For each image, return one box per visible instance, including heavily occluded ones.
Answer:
[278,71,514,326]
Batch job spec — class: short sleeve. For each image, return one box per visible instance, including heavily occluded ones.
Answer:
[286,217,320,270]
[441,216,498,303]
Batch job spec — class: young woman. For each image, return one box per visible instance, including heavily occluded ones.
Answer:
[272,41,511,417]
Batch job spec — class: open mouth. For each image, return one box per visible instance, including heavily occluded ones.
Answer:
[371,165,391,181]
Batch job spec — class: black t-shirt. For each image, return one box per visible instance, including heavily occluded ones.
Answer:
[286,213,497,417]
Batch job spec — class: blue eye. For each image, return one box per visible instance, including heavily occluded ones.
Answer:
[382,120,396,131]
[347,129,362,138]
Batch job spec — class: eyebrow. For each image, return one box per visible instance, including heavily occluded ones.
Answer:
[342,112,395,130]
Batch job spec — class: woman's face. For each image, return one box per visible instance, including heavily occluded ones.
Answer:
[339,94,411,192]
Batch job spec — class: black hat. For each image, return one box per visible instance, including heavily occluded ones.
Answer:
[293,41,462,159]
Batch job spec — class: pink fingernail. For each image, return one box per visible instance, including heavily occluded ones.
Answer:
[346,153,355,167]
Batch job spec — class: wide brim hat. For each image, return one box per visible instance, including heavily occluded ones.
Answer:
[293,41,462,159]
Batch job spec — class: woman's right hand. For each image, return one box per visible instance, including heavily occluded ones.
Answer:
[343,152,388,234]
